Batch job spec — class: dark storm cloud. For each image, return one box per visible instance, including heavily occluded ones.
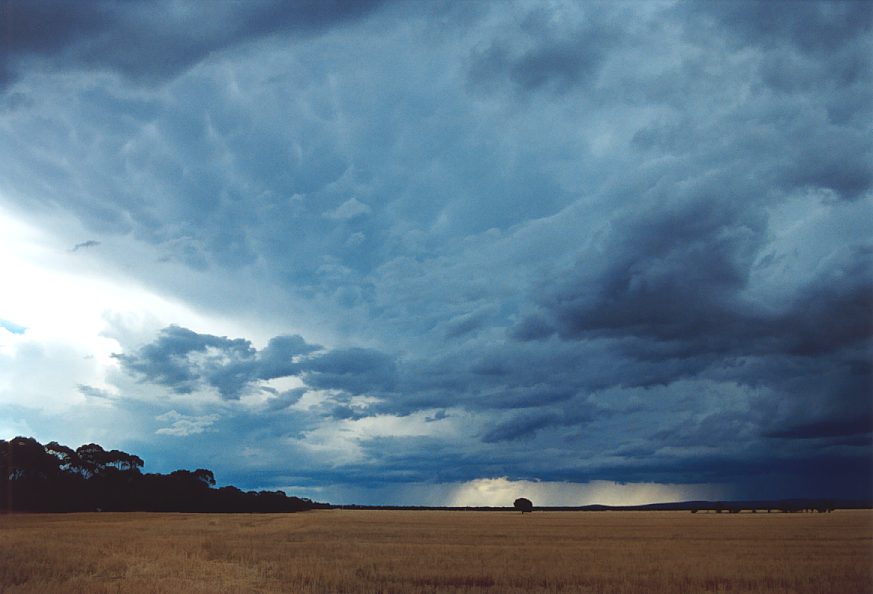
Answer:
[264,388,308,412]
[766,416,873,440]
[578,452,873,500]
[695,0,872,55]
[651,411,760,449]
[258,335,321,380]
[442,309,493,339]
[0,1,106,87]
[301,347,397,394]
[467,4,621,94]
[530,178,768,347]
[0,0,386,88]
[507,313,553,342]
[783,134,873,202]
[517,199,872,362]
[682,0,873,202]
[116,326,399,401]
[481,411,564,443]
[115,325,318,400]
[496,4,873,450]
[507,194,872,455]
[114,325,255,397]
[3,0,872,502]
[776,246,873,356]
[469,32,614,94]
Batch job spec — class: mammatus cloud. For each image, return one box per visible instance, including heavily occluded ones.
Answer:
[323,197,372,221]
[0,0,870,503]
[467,7,620,94]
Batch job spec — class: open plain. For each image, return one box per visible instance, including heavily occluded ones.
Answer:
[1,510,871,593]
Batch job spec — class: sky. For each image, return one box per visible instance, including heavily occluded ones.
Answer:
[0,0,871,506]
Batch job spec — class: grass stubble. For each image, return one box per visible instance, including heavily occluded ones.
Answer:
[0,510,870,593]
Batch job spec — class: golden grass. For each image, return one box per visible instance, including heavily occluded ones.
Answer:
[1,510,871,593]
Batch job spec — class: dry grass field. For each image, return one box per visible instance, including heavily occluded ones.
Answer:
[1,510,871,593]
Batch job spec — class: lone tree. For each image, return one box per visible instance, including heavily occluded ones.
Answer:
[514,497,533,513]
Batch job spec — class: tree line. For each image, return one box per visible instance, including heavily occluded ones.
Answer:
[0,436,327,513]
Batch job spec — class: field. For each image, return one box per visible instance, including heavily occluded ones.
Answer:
[1,510,871,593]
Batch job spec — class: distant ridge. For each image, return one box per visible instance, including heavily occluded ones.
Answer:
[333,499,872,512]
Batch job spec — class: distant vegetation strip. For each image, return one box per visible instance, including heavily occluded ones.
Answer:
[1,436,328,513]
[3,436,870,514]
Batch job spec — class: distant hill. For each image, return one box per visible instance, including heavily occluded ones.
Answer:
[334,499,872,513]
[540,499,872,512]
[0,436,328,513]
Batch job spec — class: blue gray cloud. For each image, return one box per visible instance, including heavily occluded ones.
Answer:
[114,326,319,400]
[1,0,871,502]
[0,0,385,88]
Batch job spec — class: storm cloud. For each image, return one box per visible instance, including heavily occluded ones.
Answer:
[1,0,870,503]
[0,0,385,88]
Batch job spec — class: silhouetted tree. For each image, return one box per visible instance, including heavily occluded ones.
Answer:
[0,436,326,513]
[818,499,835,513]
[514,497,533,513]
[45,441,78,472]
[106,449,144,473]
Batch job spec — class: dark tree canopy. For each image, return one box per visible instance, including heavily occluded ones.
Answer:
[0,436,326,513]
[514,497,533,513]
